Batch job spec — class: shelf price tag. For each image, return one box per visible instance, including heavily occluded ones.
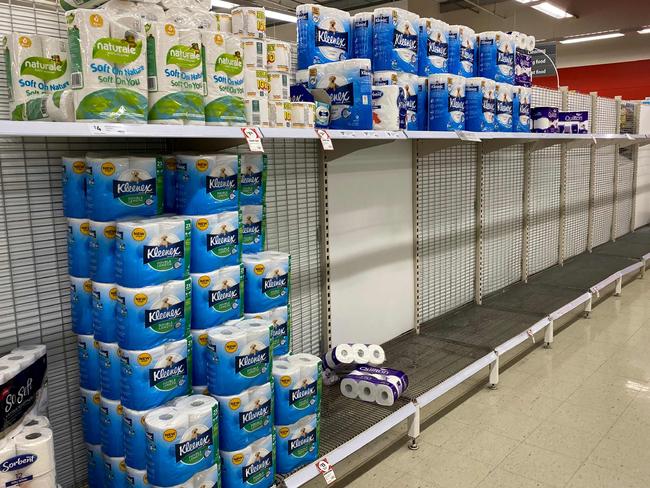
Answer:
[527,329,536,344]
[89,123,127,136]
[242,127,264,152]
[316,129,334,151]
[455,130,481,142]
[315,458,336,484]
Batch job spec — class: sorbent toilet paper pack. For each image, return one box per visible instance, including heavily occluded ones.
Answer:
[221,434,274,488]
[62,156,87,218]
[89,220,116,282]
[71,276,93,335]
[188,211,241,273]
[100,396,124,457]
[80,388,101,444]
[191,264,243,328]
[373,7,419,74]
[92,281,118,342]
[244,305,290,356]
[242,252,290,314]
[296,4,351,69]
[273,353,321,425]
[215,383,272,451]
[275,414,319,474]
[122,405,152,470]
[98,341,122,400]
[68,218,90,277]
[78,335,100,390]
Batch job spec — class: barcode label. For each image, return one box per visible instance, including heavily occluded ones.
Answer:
[148,77,158,91]
[40,97,48,117]
[71,72,83,89]
[252,112,261,125]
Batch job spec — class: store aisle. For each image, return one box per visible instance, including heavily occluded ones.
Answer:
[347,277,650,488]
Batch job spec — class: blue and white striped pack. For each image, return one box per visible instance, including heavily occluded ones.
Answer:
[276,414,319,474]
[191,265,243,328]
[89,220,116,283]
[221,435,275,488]
[464,77,496,132]
[100,396,124,457]
[122,405,152,471]
[352,12,373,61]
[241,205,265,254]
[207,319,272,396]
[296,4,351,70]
[78,334,100,390]
[104,455,128,487]
[115,216,191,288]
[418,18,448,76]
[215,383,273,451]
[119,337,191,411]
[92,281,118,343]
[239,154,267,206]
[116,279,191,350]
[176,154,240,215]
[495,82,514,132]
[163,155,177,213]
[245,305,291,356]
[243,252,290,314]
[126,466,148,488]
[478,31,515,84]
[272,354,321,425]
[85,155,164,221]
[71,276,93,335]
[86,443,104,486]
[428,74,466,131]
[189,212,241,273]
[513,86,531,133]
[191,328,209,387]
[62,156,87,218]
[98,341,121,400]
[68,218,90,277]
[80,388,101,445]
[373,8,419,74]
[308,59,373,130]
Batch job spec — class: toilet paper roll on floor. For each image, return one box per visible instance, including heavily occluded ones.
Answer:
[266,40,290,72]
[89,220,116,283]
[232,6,266,39]
[70,276,93,335]
[78,334,100,390]
[80,388,101,445]
[67,218,90,277]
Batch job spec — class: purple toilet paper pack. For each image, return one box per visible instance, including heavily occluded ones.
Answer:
[340,366,409,406]
[532,106,559,133]
[558,111,589,134]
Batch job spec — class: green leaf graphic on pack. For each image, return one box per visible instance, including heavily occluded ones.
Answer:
[216,53,243,76]
[289,381,317,410]
[143,241,184,271]
[206,173,237,201]
[239,171,262,198]
[288,431,317,458]
[75,88,147,122]
[262,272,288,299]
[52,90,63,108]
[93,38,142,64]
[238,399,271,433]
[149,91,205,122]
[234,347,269,378]
[145,300,185,333]
[167,45,201,70]
[242,452,272,485]
[113,175,156,207]
[20,57,67,82]
[208,284,239,312]
[174,429,213,465]
[148,357,186,391]
[205,96,246,124]
[208,229,238,257]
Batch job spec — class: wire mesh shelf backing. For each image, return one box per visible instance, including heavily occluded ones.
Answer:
[615,102,636,238]
[416,146,476,323]
[593,97,618,246]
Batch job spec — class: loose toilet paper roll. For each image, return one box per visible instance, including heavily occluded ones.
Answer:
[266,40,290,72]
[61,156,86,219]
[242,252,290,313]
[221,435,273,488]
[70,276,93,335]
[339,376,359,399]
[352,12,373,61]
[351,344,369,364]
[268,101,292,128]
[238,153,267,206]
[275,414,319,474]
[245,98,270,127]
[372,85,405,131]
[373,7,419,74]
[366,345,386,365]
[89,220,116,283]
[98,341,121,400]
[0,362,20,385]
[188,211,241,273]
[78,334,100,390]
[428,73,465,131]
[215,383,272,451]
[80,388,101,444]
[242,39,267,70]
[322,344,355,370]
[494,82,513,132]
[296,4,351,69]
[245,304,290,355]
[291,102,315,129]
[103,455,128,487]
[243,69,269,98]
[464,77,496,132]
[240,204,266,254]
[232,7,266,39]
[122,405,152,470]
[418,18,449,76]
[92,282,118,342]
[215,13,232,33]
[191,264,243,328]
[13,428,56,478]
[100,396,124,456]
[67,218,90,277]
[268,72,289,101]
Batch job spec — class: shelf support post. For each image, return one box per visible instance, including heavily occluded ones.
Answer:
[522,143,531,282]
[587,92,598,252]
[319,148,333,351]
[544,320,554,348]
[488,354,499,389]
[475,144,485,304]
[611,96,623,241]
[559,88,569,266]
[407,402,421,450]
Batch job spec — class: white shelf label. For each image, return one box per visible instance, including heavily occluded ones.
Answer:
[89,123,127,135]
[316,129,334,151]
[455,130,481,142]
[241,127,264,152]
[316,458,336,485]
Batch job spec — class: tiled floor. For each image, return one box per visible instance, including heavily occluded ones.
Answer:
[347,277,650,488]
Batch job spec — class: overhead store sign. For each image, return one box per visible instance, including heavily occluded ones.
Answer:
[532,42,557,77]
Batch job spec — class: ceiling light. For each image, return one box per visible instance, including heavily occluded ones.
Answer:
[560,32,624,44]
[211,0,237,8]
[515,0,535,3]
[638,28,650,34]
[211,0,297,22]
[532,2,574,19]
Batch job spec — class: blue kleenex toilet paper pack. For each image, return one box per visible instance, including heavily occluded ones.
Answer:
[418,18,448,76]
[275,414,319,474]
[241,205,266,254]
[465,77,496,132]
[71,276,92,335]
[92,281,118,343]
[116,279,191,350]
[514,86,531,133]
[103,455,128,488]
[85,155,164,221]
[243,252,290,314]
[87,443,104,485]
[122,405,152,471]
[78,334,100,390]
[352,12,373,61]
[119,337,191,410]
[98,341,121,400]
[428,74,466,131]
[245,305,291,356]
[191,328,209,387]
[176,154,241,215]
[215,383,272,451]
[191,264,243,328]
[100,396,124,457]
[373,7,419,74]
[62,156,87,218]
[126,466,148,488]
[495,82,513,132]
[189,211,241,273]
[478,31,515,84]
[239,154,267,206]
[221,434,275,488]
[371,71,424,131]
[80,388,101,445]
[115,216,191,288]
[89,220,116,283]
[207,319,271,396]
[163,155,177,213]
[296,4,351,69]
[272,353,321,425]
[68,218,90,277]
[448,25,475,77]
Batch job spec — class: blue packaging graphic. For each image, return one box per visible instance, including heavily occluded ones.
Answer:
[239,154,267,206]
[92,282,118,343]
[116,279,191,350]
[447,25,460,76]
[373,7,419,74]
[308,59,373,130]
[176,154,241,215]
[418,18,448,76]
[98,341,121,400]
[245,305,291,356]
[103,455,127,487]
[221,435,275,488]
[241,205,265,255]
[215,383,273,451]
[514,86,531,133]
[417,77,428,130]
[86,155,163,221]
[71,276,93,335]
[119,337,191,410]
[479,31,515,84]
[80,388,101,445]
[398,73,419,131]
[68,218,90,277]
[495,82,514,132]
[449,25,475,77]
[465,77,496,132]
[163,155,177,213]
[78,334,100,390]
[89,220,117,283]
[207,319,271,396]
[352,12,373,61]
[276,414,319,474]
[243,252,290,314]
[189,211,241,273]
[122,405,152,471]
[272,353,321,425]
[100,396,124,457]
[115,216,191,288]
[296,4,351,69]
[532,107,559,133]
[62,156,87,218]
[428,74,466,131]
[191,328,209,387]
[126,467,148,488]
[191,265,243,328]
[86,443,105,487]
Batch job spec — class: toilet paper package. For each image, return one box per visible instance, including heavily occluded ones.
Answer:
[244,305,290,356]
[116,278,191,349]
[397,73,419,130]
[352,12,373,61]
[62,157,87,219]
[126,466,148,488]
[71,276,93,335]
[428,74,465,131]
[308,59,372,130]
[176,153,240,215]
[89,220,117,282]
[8,427,56,480]
[512,32,533,87]
[243,69,269,99]
[418,18,448,76]
[191,264,243,328]
[100,396,124,456]
[268,71,289,101]
[122,405,152,470]
[296,4,351,69]
[78,335,100,390]
[214,13,232,33]
[295,69,309,87]
[68,218,90,277]
[373,7,419,74]
[221,434,274,488]
[245,97,270,127]
[372,85,405,131]
[85,155,164,221]
[242,39,266,71]
[98,341,122,400]
[164,155,177,213]
[202,32,246,127]
[478,31,515,84]
[465,77,495,132]
[273,353,321,425]
[532,106,559,133]
[494,82,513,132]
[91,279,118,340]
[45,88,75,122]
[215,383,272,451]
[269,101,292,128]
[119,336,191,410]
[192,464,220,488]
[104,454,128,487]
[558,111,589,134]
[276,414,319,474]
[206,319,271,396]
[513,86,531,133]
[448,25,475,77]
[291,102,316,129]
[267,40,290,72]
[340,366,409,406]
[240,205,266,254]
[87,442,105,486]
[189,212,241,273]
[243,252,290,313]
[232,7,266,39]
[191,329,209,387]
[115,216,190,287]
[80,388,101,444]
